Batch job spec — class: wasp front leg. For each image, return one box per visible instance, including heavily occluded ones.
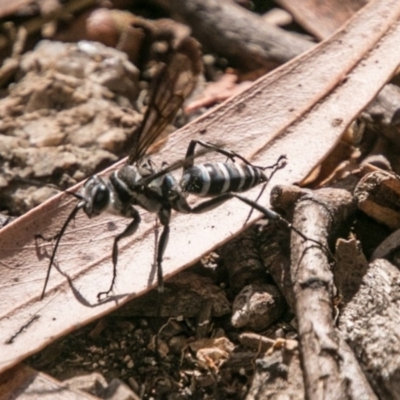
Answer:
[97,206,141,300]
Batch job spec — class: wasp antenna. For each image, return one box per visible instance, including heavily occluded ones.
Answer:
[261,154,287,171]
[40,203,83,300]
[65,190,84,200]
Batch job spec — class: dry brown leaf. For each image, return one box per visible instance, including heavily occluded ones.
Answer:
[276,0,377,187]
[0,364,98,399]
[1,0,400,376]
[277,0,367,40]
[185,73,253,112]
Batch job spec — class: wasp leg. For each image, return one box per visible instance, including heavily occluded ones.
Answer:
[188,193,234,213]
[184,139,287,171]
[40,203,83,300]
[189,192,308,242]
[187,192,280,219]
[183,140,252,169]
[233,194,331,256]
[243,154,285,224]
[97,206,141,300]
[155,206,172,297]
[153,193,231,316]
[152,205,172,356]
[233,194,283,222]
[188,193,328,257]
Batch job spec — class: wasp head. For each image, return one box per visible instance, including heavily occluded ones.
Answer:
[81,175,110,217]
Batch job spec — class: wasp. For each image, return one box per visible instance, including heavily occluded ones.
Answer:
[40,36,285,300]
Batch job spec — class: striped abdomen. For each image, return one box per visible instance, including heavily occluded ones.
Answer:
[180,162,267,197]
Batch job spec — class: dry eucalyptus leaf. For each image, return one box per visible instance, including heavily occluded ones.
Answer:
[1,0,400,376]
[0,364,96,399]
[277,0,366,40]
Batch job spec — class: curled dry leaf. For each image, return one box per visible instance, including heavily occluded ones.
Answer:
[189,337,235,370]
[355,169,400,229]
[1,0,400,376]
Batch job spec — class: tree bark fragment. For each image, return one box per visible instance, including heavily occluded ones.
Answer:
[336,241,400,400]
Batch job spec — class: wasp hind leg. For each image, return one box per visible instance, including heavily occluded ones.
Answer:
[184,139,287,171]
[243,154,287,223]
[183,139,256,169]
[187,192,328,255]
[234,194,331,256]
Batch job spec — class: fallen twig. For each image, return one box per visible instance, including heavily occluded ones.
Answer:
[268,185,376,399]
[165,0,313,71]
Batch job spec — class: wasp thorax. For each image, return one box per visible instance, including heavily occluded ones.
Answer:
[82,175,110,217]
[138,159,156,177]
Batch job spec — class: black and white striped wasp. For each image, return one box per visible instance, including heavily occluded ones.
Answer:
[40,36,286,301]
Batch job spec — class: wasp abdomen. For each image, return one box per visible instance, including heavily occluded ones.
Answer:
[180,162,267,197]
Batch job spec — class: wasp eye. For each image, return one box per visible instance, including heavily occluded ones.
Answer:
[93,185,109,214]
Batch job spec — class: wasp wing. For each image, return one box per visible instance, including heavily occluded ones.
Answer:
[127,37,202,165]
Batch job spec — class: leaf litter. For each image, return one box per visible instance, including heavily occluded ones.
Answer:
[1,0,400,398]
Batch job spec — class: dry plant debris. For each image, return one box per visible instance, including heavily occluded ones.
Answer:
[0,40,141,214]
[1,0,400,399]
